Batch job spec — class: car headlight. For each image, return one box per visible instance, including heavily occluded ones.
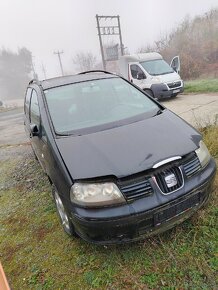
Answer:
[70,182,125,207]
[151,77,161,83]
[195,141,211,168]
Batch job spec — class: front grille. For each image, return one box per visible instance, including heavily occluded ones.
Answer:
[138,190,205,235]
[183,153,201,177]
[153,192,200,225]
[154,166,183,194]
[167,81,181,89]
[119,177,153,201]
[117,151,202,201]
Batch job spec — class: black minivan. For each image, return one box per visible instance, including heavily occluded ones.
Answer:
[24,71,216,244]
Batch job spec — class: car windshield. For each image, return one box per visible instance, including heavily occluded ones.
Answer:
[44,77,160,135]
[140,59,174,76]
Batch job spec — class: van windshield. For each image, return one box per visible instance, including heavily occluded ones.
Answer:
[140,59,174,76]
[44,77,160,135]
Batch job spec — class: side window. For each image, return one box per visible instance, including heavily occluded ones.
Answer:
[130,65,144,79]
[30,90,40,126]
[24,88,32,115]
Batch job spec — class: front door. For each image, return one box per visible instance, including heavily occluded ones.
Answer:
[129,63,147,88]
[28,89,47,172]
[170,56,180,74]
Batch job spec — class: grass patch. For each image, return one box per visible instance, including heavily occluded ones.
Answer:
[184,78,218,93]
[0,127,217,289]
[199,125,218,158]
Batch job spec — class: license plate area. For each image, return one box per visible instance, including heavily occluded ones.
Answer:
[154,193,200,226]
[173,89,180,93]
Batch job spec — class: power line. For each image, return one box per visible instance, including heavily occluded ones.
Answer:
[54,50,64,76]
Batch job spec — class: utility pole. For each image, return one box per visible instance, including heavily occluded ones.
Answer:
[96,15,106,70]
[54,50,64,76]
[96,15,124,70]
[117,16,124,56]
[41,63,47,79]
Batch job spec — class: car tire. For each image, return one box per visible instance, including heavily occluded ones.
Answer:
[52,186,76,237]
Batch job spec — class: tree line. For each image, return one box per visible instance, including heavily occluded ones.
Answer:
[138,9,218,79]
[0,48,32,100]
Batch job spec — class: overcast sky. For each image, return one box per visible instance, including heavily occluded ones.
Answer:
[0,0,217,79]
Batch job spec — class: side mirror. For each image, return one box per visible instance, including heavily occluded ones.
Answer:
[137,72,146,80]
[30,124,39,137]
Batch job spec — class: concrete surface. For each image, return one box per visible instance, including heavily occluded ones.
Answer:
[0,107,28,146]
[163,93,218,126]
[2,98,24,108]
[0,93,217,146]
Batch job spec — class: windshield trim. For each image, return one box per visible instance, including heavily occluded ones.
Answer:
[55,108,163,137]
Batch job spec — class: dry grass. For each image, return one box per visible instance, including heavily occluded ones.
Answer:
[0,127,217,289]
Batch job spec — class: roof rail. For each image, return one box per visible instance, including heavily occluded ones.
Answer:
[78,70,113,75]
[28,79,40,85]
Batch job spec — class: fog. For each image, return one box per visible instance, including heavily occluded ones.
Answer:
[0,0,217,79]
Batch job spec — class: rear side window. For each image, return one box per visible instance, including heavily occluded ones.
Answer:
[30,90,40,125]
[24,88,32,114]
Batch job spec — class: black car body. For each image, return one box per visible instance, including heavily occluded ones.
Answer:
[24,71,216,244]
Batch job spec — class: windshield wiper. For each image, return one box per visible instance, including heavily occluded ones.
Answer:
[153,109,163,116]
[56,132,75,137]
[161,71,174,75]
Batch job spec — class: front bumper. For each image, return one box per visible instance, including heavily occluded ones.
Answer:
[70,159,216,245]
[151,82,184,99]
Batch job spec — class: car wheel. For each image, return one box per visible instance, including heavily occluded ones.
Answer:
[52,186,75,237]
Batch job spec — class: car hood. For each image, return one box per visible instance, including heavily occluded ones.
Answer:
[156,71,181,83]
[55,110,201,180]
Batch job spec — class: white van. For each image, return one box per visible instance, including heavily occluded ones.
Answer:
[118,53,184,100]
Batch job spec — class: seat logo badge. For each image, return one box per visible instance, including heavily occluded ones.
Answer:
[165,173,177,188]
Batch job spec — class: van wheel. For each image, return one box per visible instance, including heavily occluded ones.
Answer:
[52,186,75,237]
[144,89,154,98]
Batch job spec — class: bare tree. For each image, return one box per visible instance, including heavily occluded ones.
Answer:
[73,51,97,72]
[137,44,155,53]
[136,8,218,79]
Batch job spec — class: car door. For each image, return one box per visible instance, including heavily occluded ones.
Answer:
[24,87,32,136]
[170,56,180,74]
[29,89,47,172]
[129,63,147,88]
